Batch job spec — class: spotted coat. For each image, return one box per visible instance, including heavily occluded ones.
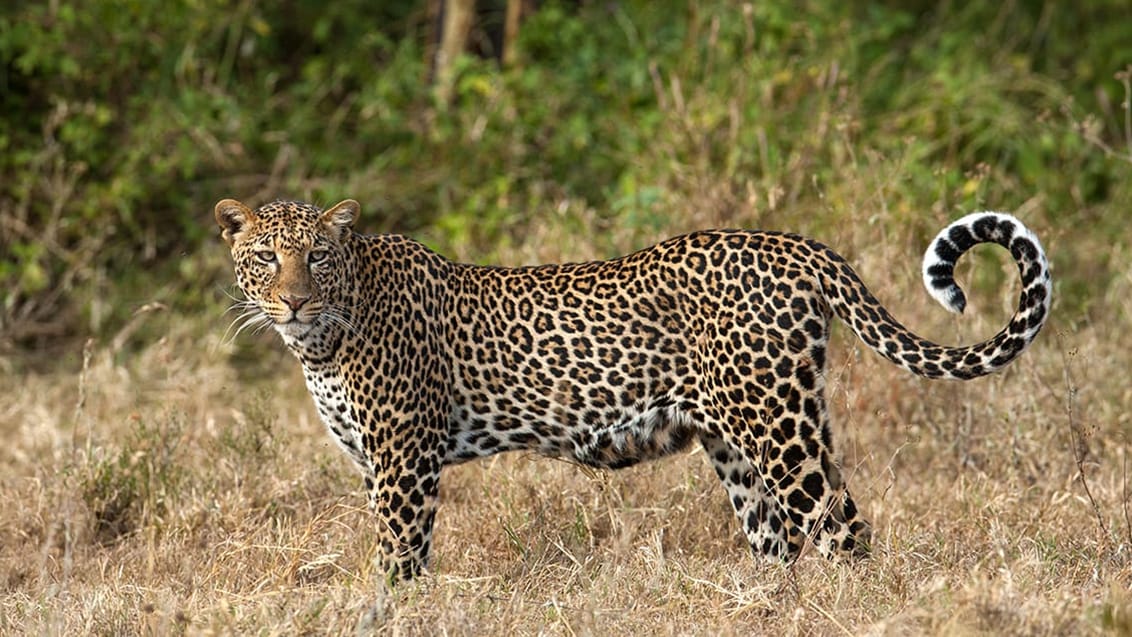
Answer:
[215,199,1051,581]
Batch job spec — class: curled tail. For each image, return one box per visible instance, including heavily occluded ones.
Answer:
[820,212,1051,380]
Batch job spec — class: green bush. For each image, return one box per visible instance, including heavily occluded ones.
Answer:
[1,0,1130,351]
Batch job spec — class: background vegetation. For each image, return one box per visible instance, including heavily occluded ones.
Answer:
[2,0,1131,347]
[2,0,1131,634]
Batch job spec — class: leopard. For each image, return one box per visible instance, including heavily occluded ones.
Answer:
[215,198,1051,583]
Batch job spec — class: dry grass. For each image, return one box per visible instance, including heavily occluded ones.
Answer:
[2,217,1130,636]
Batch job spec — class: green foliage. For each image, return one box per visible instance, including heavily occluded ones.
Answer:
[1,0,1130,349]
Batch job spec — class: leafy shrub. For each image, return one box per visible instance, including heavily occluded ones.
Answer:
[1,0,1130,351]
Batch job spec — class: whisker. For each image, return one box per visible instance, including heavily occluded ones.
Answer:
[223,301,258,316]
[324,305,360,336]
[221,307,265,342]
[250,319,275,336]
[226,311,273,344]
[218,285,267,345]
[323,309,350,332]
[217,285,247,304]
[223,298,256,314]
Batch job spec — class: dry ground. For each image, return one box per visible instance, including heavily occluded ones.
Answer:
[2,220,1130,636]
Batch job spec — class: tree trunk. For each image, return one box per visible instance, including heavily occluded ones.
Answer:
[502,0,523,67]
[434,0,476,104]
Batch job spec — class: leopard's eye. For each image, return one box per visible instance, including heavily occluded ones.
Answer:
[308,249,329,265]
[255,250,277,264]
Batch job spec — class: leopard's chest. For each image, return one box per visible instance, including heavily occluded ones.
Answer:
[301,366,369,471]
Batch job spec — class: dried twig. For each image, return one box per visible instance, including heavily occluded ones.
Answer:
[72,337,95,462]
[1066,64,1132,165]
[1056,331,1108,545]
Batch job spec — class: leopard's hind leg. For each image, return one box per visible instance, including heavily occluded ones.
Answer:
[698,431,802,562]
[700,327,872,561]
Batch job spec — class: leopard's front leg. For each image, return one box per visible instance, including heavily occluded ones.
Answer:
[363,419,446,584]
[338,304,453,584]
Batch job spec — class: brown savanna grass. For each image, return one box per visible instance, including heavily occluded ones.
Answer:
[2,201,1130,636]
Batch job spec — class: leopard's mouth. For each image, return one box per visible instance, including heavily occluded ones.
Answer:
[269,307,321,339]
[274,317,315,339]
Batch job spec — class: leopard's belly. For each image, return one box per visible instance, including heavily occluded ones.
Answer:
[444,384,703,469]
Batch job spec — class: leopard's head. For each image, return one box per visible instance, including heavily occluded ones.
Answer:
[215,198,359,343]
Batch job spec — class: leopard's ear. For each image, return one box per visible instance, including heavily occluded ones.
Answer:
[215,199,257,247]
[320,199,360,241]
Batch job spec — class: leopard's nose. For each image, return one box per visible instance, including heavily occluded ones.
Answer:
[280,294,310,311]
